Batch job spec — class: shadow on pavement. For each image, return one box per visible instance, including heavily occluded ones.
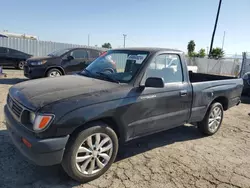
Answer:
[0,124,201,187]
[0,78,28,85]
[117,125,202,161]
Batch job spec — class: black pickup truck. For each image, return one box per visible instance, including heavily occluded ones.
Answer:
[4,48,243,182]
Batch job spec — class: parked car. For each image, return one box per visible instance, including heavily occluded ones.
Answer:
[0,47,32,69]
[24,47,105,79]
[242,72,250,95]
[5,48,243,182]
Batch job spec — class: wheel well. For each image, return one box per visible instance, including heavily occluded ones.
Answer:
[71,117,121,140]
[45,67,65,76]
[212,96,229,110]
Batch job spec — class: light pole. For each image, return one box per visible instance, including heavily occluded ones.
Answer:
[88,34,90,46]
[209,0,222,57]
[222,31,226,50]
[123,34,127,48]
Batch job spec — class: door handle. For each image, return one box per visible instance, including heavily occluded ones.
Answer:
[180,90,188,97]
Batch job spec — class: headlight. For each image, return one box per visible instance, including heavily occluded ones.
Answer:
[29,113,54,132]
[30,60,47,66]
[29,112,36,124]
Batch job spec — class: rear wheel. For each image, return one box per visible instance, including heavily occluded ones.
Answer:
[17,61,25,70]
[46,68,62,77]
[197,102,223,135]
[62,123,118,183]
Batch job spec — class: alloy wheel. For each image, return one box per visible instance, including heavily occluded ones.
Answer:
[208,106,222,133]
[75,133,113,175]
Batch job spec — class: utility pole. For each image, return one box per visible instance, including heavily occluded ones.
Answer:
[221,31,226,50]
[209,0,222,57]
[88,34,90,46]
[123,34,127,48]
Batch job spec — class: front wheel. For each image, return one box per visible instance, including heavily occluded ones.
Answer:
[62,123,118,183]
[197,102,224,136]
[46,68,62,77]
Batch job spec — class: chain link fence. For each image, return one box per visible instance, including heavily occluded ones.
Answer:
[186,56,242,77]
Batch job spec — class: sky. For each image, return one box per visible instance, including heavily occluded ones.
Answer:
[0,0,250,55]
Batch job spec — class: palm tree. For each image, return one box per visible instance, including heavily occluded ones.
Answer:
[187,40,196,56]
[210,47,224,59]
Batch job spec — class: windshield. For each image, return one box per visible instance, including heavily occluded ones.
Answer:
[48,48,70,57]
[81,50,149,83]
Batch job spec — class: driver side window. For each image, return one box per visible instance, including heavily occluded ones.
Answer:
[145,54,183,84]
[70,49,88,59]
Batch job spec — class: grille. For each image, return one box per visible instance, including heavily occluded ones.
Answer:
[7,95,23,118]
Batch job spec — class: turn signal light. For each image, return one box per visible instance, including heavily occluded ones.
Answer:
[33,114,54,132]
[22,138,32,148]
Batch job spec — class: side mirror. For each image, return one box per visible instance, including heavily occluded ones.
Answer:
[67,55,74,61]
[145,77,164,88]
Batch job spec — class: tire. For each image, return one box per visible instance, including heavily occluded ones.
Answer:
[62,122,119,183]
[46,68,62,77]
[17,61,25,70]
[197,102,224,136]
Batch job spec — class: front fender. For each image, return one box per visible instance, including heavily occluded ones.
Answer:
[55,100,128,142]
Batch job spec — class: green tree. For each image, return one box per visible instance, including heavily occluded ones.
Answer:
[187,40,196,57]
[210,47,224,59]
[198,48,206,58]
[102,43,112,49]
[190,52,198,57]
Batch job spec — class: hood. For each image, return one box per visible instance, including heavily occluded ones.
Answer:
[9,75,120,110]
[27,56,56,61]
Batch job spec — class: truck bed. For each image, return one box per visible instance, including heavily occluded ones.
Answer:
[189,72,236,83]
[188,72,243,123]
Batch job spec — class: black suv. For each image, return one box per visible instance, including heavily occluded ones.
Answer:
[24,47,105,79]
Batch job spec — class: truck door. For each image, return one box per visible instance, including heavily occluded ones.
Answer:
[131,53,192,136]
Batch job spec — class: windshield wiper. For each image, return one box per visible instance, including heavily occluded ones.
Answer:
[95,72,120,83]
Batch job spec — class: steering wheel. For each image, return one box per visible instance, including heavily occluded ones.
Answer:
[103,68,115,74]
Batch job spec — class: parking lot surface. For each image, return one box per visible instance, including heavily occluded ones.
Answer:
[0,72,250,188]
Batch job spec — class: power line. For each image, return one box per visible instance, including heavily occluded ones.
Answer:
[209,0,223,57]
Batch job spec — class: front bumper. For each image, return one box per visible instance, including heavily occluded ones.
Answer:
[24,65,46,79]
[4,105,69,166]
